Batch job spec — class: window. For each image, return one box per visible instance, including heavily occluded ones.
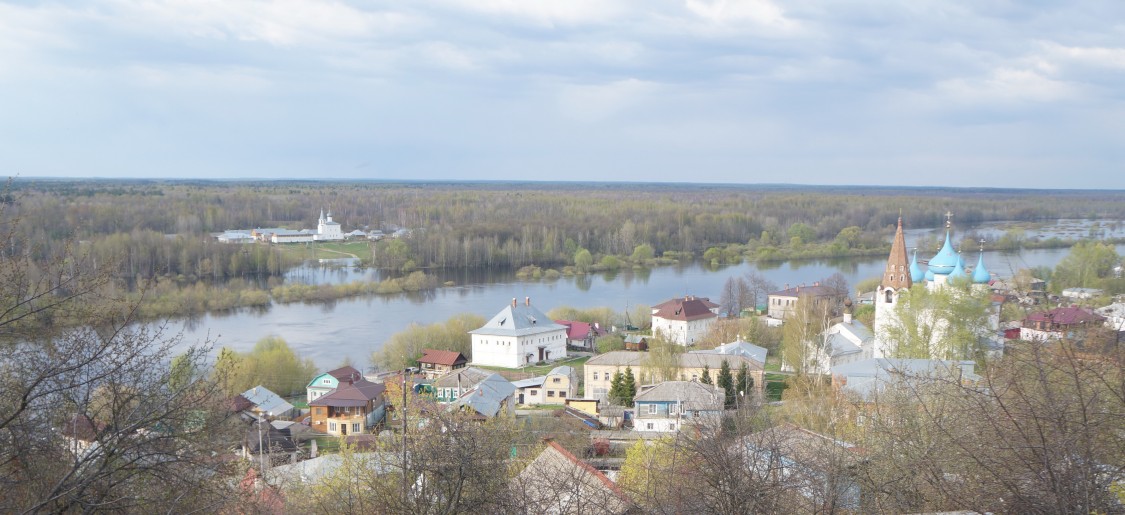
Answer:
[323,379,331,384]
[669,404,678,415]
[648,404,657,415]
[593,372,599,380]
[329,422,337,432]
[552,377,561,383]
[352,423,360,433]
[529,390,538,396]
[547,391,555,397]
[646,422,654,430]
[669,423,676,431]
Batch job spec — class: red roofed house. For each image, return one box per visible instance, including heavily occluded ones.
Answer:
[1020,306,1106,342]
[417,349,468,380]
[306,366,364,403]
[554,320,606,350]
[651,296,720,346]
[309,377,386,436]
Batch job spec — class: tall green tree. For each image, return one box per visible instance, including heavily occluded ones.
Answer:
[608,370,625,406]
[882,283,993,362]
[1051,241,1120,293]
[701,364,713,385]
[717,360,735,409]
[736,362,750,398]
[621,367,637,407]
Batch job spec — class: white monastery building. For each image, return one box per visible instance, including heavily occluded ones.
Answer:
[314,210,343,241]
[651,296,719,346]
[470,297,568,368]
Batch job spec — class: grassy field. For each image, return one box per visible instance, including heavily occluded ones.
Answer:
[765,372,790,402]
[275,241,374,261]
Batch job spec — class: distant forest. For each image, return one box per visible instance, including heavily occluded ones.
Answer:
[6,179,1124,282]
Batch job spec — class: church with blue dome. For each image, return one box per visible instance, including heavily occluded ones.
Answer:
[873,213,1001,360]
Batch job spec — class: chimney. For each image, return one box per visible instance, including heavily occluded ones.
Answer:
[525,296,530,306]
[512,298,517,307]
[843,312,852,323]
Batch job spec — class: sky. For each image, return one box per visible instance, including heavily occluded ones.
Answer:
[1,1,1123,189]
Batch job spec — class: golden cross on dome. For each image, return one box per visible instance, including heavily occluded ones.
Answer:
[979,238,986,252]
[944,211,954,229]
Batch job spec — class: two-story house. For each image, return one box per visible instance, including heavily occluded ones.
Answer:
[1020,306,1106,342]
[417,349,468,380]
[470,297,569,368]
[306,366,364,403]
[633,381,725,432]
[651,296,719,346]
[433,367,493,403]
[511,366,578,406]
[767,283,847,321]
[584,351,764,402]
[308,377,386,436]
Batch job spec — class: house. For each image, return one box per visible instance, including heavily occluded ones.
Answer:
[267,452,399,486]
[739,424,863,510]
[650,296,720,346]
[308,377,386,436]
[565,398,600,418]
[830,358,980,401]
[803,315,875,375]
[1020,306,1106,342]
[512,366,578,406]
[512,440,635,514]
[60,414,105,458]
[623,334,648,351]
[344,229,367,239]
[241,386,296,420]
[1095,303,1125,332]
[433,366,494,403]
[306,366,364,403]
[313,210,343,241]
[690,339,768,365]
[633,381,725,432]
[555,320,606,350]
[217,230,255,243]
[242,419,298,469]
[470,297,569,368]
[767,283,848,321]
[417,349,468,380]
[584,351,764,401]
[454,373,517,418]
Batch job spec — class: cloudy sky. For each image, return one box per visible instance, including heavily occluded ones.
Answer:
[1,0,1122,188]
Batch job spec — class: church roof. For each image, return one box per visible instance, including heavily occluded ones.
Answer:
[469,299,567,337]
[928,231,959,275]
[909,249,924,283]
[880,217,912,290]
[972,252,991,284]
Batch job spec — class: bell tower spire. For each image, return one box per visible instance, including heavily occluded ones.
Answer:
[881,216,912,290]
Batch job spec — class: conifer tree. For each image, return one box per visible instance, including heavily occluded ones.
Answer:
[609,370,624,405]
[622,367,637,407]
[717,360,735,409]
[701,364,713,385]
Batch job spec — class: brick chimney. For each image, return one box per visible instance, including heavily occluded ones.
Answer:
[525,296,530,306]
[512,298,517,307]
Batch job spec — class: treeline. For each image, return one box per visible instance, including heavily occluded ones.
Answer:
[9,179,1125,278]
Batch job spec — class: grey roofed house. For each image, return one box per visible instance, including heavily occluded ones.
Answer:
[267,452,400,485]
[454,373,516,417]
[511,375,547,389]
[690,340,768,364]
[587,350,763,371]
[513,440,636,514]
[432,366,493,389]
[469,302,568,338]
[634,381,725,412]
[243,420,297,455]
[830,358,980,399]
[241,386,295,418]
[824,320,874,358]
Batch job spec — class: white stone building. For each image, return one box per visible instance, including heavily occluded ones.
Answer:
[314,210,343,241]
[470,297,568,368]
[651,296,719,346]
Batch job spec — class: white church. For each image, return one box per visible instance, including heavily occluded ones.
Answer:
[314,210,343,241]
[807,214,1002,373]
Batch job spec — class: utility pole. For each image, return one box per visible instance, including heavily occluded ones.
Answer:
[401,366,409,508]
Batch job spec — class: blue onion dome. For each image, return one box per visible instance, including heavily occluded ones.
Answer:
[958,252,966,269]
[928,231,959,275]
[910,250,924,282]
[950,255,967,279]
[924,268,935,281]
[973,252,991,284]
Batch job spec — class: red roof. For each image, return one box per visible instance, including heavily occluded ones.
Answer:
[653,297,718,322]
[554,320,605,341]
[418,349,468,367]
[325,366,362,381]
[309,378,386,408]
[1025,307,1105,326]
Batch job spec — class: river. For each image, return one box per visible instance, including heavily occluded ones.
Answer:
[167,242,1122,369]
